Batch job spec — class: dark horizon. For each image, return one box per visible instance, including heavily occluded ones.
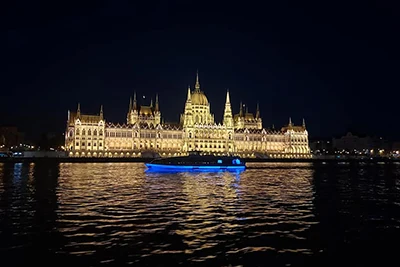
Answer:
[3,0,400,141]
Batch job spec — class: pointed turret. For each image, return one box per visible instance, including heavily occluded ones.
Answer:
[272,124,275,130]
[77,103,81,117]
[182,86,193,126]
[128,97,132,112]
[155,94,159,112]
[195,70,200,92]
[100,105,103,120]
[150,98,153,108]
[226,89,230,104]
[223,89,233,127]
[239,101,243,117]
[245,105,249,114]
[133,91,137,110]
[288,117,293,127]
[302,118,306,128]
[186,86,192,101]
[256,102,260,118]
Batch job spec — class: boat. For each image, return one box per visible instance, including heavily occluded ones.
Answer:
[145,152,246,172]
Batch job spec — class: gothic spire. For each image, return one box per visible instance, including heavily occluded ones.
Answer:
[155,94,159,112]
[239,101,243,116]
[133,91,137,110]
[256,102,260,118]
[128,96,132,112]
[223,90,233,127]
[187,85,191,101]
[302,118,306,127]
[100,105,103,119]
[225,90,230,104]
[289,117,293,127]
[77,103,81,116]
[195,70,200,92]
[150,98,153,108]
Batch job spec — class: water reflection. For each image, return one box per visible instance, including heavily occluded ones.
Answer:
[1,162,399,266]
[0,162,61,265]
[311,163,400,266]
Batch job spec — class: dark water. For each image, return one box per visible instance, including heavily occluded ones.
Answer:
[1,162,400,266]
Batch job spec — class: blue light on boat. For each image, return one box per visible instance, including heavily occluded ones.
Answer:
[145,163,246,172]
[217,159,222,164]
[232,158,241,164]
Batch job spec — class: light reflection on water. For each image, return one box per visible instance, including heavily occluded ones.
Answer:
[1,162,400,266]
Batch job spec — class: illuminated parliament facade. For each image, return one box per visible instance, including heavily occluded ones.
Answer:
[65,73,311,158]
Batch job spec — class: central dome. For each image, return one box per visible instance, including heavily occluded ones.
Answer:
[191,91,209,105]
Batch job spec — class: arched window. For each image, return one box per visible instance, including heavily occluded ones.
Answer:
[99,130,103,136]
[88,129,91,135]
[189,132,192,138]
[69,130,74,137]
[76,129,80,135]
[94,129,97,136]
[82,129,86,135]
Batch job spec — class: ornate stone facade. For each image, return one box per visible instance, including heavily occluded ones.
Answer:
[65,73,311,158]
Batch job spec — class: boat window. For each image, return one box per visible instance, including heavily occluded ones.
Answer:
[217,159,222,164]
[232,159,241,165]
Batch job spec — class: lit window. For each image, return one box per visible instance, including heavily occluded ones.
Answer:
[217,159,222,164]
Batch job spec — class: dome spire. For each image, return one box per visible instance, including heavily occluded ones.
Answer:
[226,89,230,104]
[195,70,200,92]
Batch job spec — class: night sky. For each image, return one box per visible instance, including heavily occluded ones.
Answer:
[3,0,400,141]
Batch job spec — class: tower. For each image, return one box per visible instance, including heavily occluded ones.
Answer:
[77,103,81,118]
[127,92,139,124]
[256,102,260,119]
[154,94,161,124]
[255,102,262,129]
[223,90,233,127]
[181,86,193,126]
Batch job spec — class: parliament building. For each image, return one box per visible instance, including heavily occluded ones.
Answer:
[65,73,311,158]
